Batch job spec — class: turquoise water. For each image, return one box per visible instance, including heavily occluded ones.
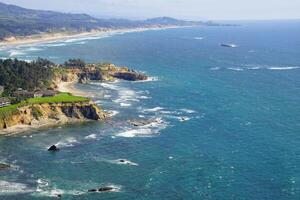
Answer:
[0,21,300,199]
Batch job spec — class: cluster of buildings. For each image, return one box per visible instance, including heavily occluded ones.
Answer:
[0,85,58,108]
[0,86,10,108]
[13,89,58,99]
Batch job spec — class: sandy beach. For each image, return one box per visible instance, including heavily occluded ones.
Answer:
[57,81,90,97]
[0,26,186,49]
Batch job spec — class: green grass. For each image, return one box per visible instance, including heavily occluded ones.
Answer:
[26,93,89,104]
[0,93,89,119]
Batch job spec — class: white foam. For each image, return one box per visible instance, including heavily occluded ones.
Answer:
[95,100,102,104]
[138,96,151,99]
[120,103,131,107]
[44,43,66,47]
[0,180,32,194]
[143,107,164,112]
[104,94,112,98]
[117,128,153,137]
[35,178,84,197]
[267,66,299,70]
[227,67,244,71]
[243,64,300,71]
[25,47,42,51]
[140,118,165,128]
[117,118,167,137]
[194,37,204,40]
[75,41,86,45]
[246,66,261,70]
[55,137,78,147]
[98,82,120,90]
[106,110,119,117]
[111,159,139,166]
[134,76,159,82]
[180,108,196,114]
[210,67,221,71]
[85,134,97,140]
[177,116,191,122]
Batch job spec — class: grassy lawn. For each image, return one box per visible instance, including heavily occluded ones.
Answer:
[27,93,89,104]
[0,93,89,119]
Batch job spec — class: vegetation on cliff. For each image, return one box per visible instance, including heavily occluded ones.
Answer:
[0,57,146,132]
[0,58,54,94]
[0,93,104,131]
[0,58,147,96]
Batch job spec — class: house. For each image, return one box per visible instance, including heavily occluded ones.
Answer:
[33,90,44,98]
[13,90,35,98]
[0,97,11,108]
[13,90,58,99]
[40,90,58,97]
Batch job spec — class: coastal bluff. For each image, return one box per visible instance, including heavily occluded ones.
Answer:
[0,101,105,134]
[52,62,148,85]
[0,58,147,134]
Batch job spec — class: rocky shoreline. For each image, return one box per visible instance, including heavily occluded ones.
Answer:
[0,101,106,135]
[0,63,148,135]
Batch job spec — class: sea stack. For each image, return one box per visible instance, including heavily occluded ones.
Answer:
[48,145,59,151]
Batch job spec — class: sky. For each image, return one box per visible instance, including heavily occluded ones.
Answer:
[1,0,300,20]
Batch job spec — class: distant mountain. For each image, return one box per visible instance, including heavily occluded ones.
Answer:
[0,2,204,40]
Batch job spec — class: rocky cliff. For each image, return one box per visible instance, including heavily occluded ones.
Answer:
[0,101,106,133]
[52,63,147,87]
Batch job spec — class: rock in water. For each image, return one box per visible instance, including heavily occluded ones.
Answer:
[113,72,147,81]
[88,187,114,193]
[0,163,10,170]
[48,145,59,151]
[98,187,114,192]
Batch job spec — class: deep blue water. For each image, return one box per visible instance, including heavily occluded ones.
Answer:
[0,21,300,199]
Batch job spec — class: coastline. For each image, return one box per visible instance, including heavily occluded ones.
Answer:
[0,25,189,49]
[0,118,88,135]
[57,81,89,97]
[0,83,104,136]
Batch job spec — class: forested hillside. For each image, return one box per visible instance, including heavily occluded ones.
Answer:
[0,2,204,40]
[0,58,54,94]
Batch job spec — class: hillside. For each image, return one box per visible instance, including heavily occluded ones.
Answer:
[0,2,203,40]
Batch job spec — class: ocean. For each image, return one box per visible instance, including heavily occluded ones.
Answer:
[0,20,300,199]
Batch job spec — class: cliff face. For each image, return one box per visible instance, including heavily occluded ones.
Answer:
[0,101,105,131]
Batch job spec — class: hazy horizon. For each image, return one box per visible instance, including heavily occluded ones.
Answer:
[1,0,300,21]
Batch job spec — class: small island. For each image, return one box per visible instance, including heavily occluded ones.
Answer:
[0,58,147,134]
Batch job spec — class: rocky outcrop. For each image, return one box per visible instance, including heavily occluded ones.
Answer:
[88,186,115,193]
[52,63,148,87]
[113,72,147,81]
[0,163,10,170]
[0,101,106,133]
[48,145,59,151]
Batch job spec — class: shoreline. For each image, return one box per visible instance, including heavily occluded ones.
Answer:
[0,118,89,136]
[0,25,189,49]
[0,82,102,136]
[57,81,89,97]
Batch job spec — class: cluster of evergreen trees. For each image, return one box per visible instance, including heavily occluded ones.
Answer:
[0,58,54,95]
